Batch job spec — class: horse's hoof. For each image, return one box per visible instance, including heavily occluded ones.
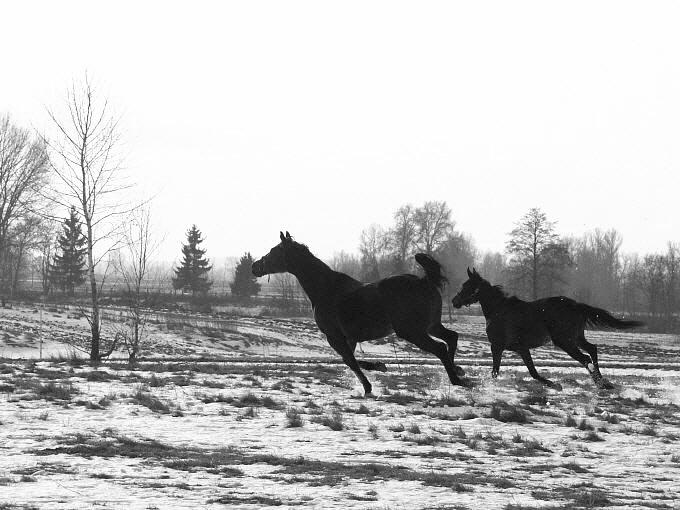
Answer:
[374,362,388,372]
[457,378,474,389]
[547,381,563,391]
[598,379,615,390]
[364,391,376,399]
[454,365,466,377]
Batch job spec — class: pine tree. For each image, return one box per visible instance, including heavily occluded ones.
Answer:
[48,207,87,296]
[172,225,212,294]
[230,252,261,298]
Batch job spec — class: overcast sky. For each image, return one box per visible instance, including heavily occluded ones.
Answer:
[2,1,679,265]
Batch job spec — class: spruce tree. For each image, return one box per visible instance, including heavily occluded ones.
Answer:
[172,225,212,294]
[230,252,261,298]
[49,207,87,296]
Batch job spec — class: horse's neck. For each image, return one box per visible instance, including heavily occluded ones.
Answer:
[288,254,337,306]
[478,285,505,318]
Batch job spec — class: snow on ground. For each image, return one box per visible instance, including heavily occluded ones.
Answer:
[0,305,679,509]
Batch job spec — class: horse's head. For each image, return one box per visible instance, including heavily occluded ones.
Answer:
[252,231,298,277]
[451,267,484,308]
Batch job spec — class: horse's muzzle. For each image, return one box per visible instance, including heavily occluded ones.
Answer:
[451,296,464,309]
[252,259,265,277]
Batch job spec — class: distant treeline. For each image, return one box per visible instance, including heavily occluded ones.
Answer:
[329,203,680,333]
[4,192,679,332]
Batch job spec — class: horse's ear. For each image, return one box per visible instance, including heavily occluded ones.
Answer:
[467,267,473,278]
[285,231,292,240]
[473,267,479,275]
[280,231,286,243]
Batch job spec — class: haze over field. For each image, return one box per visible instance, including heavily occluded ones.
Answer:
[1,1,679,263]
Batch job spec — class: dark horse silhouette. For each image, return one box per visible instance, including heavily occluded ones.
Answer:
[451,268,643,390]
[252,232,468,395]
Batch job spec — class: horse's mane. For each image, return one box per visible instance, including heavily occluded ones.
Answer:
[288,239,332,271]
[479,278,523,303]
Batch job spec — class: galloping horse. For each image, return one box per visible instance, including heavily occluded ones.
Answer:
[252,232,467,395]
[452,268,643,390]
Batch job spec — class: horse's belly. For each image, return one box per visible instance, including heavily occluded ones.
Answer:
[488,317,551,350]
[350,318,393,342]
[508,331,551,350]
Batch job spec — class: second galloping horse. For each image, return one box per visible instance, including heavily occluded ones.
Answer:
[452,268,643,390]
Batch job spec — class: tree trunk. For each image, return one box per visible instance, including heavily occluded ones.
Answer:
[532,246,538,300]
[86,219,100,361]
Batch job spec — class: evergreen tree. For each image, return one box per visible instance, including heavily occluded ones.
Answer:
[230,252,261,298]
[172,225,212,294]
[48,207,87,296]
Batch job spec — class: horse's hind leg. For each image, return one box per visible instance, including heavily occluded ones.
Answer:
[518,349,562,390]
[556,336,613,389]
[576,334,604,373]
[397,329,468,387]
[429,323,465,376]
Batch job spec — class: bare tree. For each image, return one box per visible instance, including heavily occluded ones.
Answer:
[505,207,570,300]
[568,229,623,309]
[6,215,46,297]
[45,76,132,361]
[359,224,389,280]
[388,204,417,273]
[115,207,157,362]
[478,251,507,286]
[328,251,361,279]
[621,253,643,315]
[662,243,680,327]
[32,221,59,295]
[414,201,454,255]
[0,115,50,305]
[272,272,301,307]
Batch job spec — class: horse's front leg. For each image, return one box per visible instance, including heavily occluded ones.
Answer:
[325,334,373,395]
[347,338,387,372]
[491,342,504,379]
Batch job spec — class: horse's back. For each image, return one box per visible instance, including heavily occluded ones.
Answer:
[533,296,586,337]
[377,274,442,332]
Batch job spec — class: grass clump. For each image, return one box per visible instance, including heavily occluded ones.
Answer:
[578,419,595,431]
[489,402,529,424]
[639,425,658,436]
[285,407,304,428]
[407,423,421,434]
[389,423,405,433]
[34,381,79,401]
[131,389,171,414]
[312,409,344,431]
[582,431,605,442]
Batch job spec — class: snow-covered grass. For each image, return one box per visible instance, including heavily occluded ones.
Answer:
[1,304,679,508]
[1,358,679,509]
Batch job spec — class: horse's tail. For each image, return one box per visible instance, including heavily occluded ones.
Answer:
[415,253,447,290]
[578,303,644,330]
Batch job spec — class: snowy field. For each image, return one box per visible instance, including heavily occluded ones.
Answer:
[1,305,679,509]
